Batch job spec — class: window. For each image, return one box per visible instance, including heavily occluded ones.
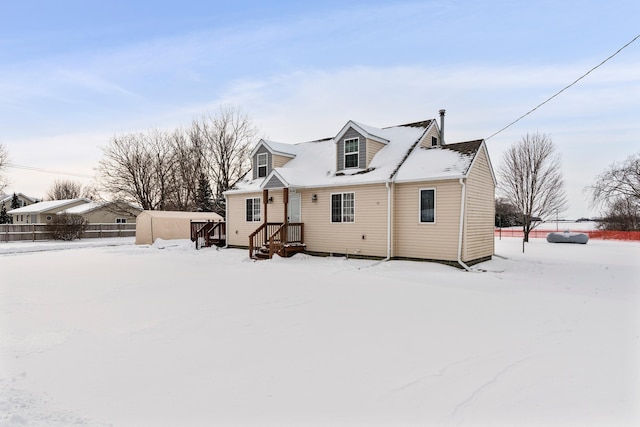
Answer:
[344,138,359,168]
[331,192,355,223]
[420,189,435,223]
[257,153,268,178]
[116,218,127,224]
[246,197,261,222]
[431,136,438,147]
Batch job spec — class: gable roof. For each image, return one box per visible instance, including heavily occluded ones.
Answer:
[394,140,485,183]
[227,118,487,194]
[7,198,91,214]
[250,139,301,158]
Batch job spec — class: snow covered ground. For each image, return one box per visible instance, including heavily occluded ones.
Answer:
[1,237,639,426]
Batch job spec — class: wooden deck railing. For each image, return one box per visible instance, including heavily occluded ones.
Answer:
[249,222,304,259]
[192,220,226,249]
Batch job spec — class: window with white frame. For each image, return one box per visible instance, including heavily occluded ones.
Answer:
[420,189,435,223]
[344,138,359,168]
[331,192,355,223]
[116,218,127,224]
[246,197,261,222]
[257,153,268,178]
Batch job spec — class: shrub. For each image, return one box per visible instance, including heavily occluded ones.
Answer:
[46,213,87,240]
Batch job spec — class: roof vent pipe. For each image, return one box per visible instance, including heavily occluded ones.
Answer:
[439,109,446,146]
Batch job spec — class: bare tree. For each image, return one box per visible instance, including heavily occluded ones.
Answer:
[0,143,9,192]
[498,132,568,242]
[189,106,257,215]
[46,179,86,200]
[589,152,640,230]
[97,132,160,210]
[165,129,200,211]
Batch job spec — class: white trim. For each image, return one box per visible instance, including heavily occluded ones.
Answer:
[418,188,436,224]
[330,192,355,223]
[343,137,359,169]
[333,121,389,146]
[257,152,268,178]
[245,197,262,222]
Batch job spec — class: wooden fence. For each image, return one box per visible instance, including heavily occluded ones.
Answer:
[0,223,136,242]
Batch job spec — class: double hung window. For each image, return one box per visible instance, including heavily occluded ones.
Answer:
[344,138,359,168]
[257,153,268,178]
[331,192,355,223]
[246,197,261,222]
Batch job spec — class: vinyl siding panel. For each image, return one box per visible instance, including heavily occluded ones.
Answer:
[272,154,292,168]
[252,145,272,180]
[264,175,285,189]
[226,192,263,247]
[419,125,441,148]
[336,128,366,171]
[300,184,388,257]
[366,139,386,166]
[393,180,462,261]
[463,146,495,261]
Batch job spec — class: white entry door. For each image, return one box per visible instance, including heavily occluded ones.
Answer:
[288,192,301,222]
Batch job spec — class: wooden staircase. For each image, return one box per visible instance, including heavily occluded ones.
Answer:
[249,222,305,260]
[191,220,226,249]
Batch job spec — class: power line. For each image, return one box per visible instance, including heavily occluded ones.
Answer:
[486,33,640,141]
[7,163,94,179]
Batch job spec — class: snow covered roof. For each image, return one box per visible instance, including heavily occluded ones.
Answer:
[227,118,486,194]
[7,198,91,214]
[62,201,143,215]
[0,193,39,204]
[250,139,302,158]
[394,140,484,183]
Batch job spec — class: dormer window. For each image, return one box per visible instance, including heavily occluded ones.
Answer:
[257,153,268,178]
[431,136,438,147]
[344,138,359,168]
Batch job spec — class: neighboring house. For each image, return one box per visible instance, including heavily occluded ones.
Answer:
[0,192,40,209]
[7,199,141,224]
[224,111,496,267]
[63,201,142,224]
[8,198,92,224]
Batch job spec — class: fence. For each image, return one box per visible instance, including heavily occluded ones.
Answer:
[0,223,136,242]
[495,228,640,242]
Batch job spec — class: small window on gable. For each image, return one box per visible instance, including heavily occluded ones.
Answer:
[431,136,438,147]
[116,218,127,224]
[257,153,268,178]
[420,189,435,223]
[246,197,261,222]
[344,138,359,168]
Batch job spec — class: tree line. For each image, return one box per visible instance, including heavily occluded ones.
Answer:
[96,106,257,215]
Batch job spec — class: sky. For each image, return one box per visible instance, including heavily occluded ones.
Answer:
[1,0,639,219]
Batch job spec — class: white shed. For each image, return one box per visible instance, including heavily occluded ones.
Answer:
[135,211,224,245]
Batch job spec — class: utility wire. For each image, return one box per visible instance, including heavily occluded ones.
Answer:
[7,163,94,179]
[486,33,640,141]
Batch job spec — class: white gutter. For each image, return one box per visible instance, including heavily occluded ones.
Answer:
[457,177,472,271]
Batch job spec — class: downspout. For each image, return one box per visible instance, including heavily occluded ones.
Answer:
[223,193,229,248]
[384,181,392,261]
[457,177,472,271]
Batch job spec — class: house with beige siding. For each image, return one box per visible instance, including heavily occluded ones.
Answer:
[223,111,495,268]
[8,198,141,225]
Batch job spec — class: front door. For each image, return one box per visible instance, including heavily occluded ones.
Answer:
[288,192,301,222]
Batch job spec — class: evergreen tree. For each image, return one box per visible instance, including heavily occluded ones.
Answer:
[195,173,214,212]
[0,203,10,224]
[10,193,20,209]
